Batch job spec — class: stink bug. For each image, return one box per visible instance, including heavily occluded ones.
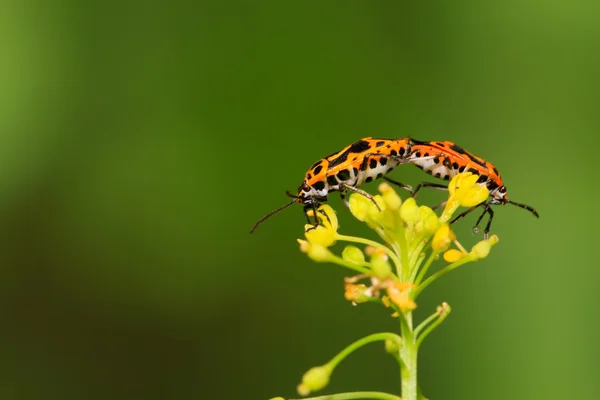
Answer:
[407,139,539,238]
[250,137,414,233]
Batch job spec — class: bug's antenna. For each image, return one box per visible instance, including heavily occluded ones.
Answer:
[507,200,539,218]
[250,200,298,233]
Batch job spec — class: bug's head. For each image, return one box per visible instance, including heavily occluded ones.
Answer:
[490,185,508,203]
[295,180,328,204]
[491,185,539,219]
[249,181,325,234]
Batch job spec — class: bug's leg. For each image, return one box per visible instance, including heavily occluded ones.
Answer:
[473,202,491,228]
[449,203,481,225]
[339,183,381,211]
[431,200,447,211]
[303,204,320,232]
[474,205,495,239]
[412,182,448,198]
[382,177,413,193]
[339,190,350,208]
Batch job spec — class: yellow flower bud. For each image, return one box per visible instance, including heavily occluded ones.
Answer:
[342,245,365,265]
[297,239,334,263]
[304,224,336,247]
[379,182,402,210]
[400,197,420,223]
[443,249,467,263]
[318,204,339,231]
[470,234,498,260]
[297,365,331,396]
[448,172,490,207]
[384,337,401,354]
[442,172,490,221]
[371,254,392,280]
[412,206,439,236]
[432,224,455,253]
[348,193,372,222]
[304,205,339,247]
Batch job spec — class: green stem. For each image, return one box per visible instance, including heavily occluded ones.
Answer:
[416,305,451,348]
[328,332,402,370]
[408,251,426,284]
[328,254,372,275]
[336,234,402,276]
[413,252,438,288]
[413,255,475,298]
[413,311,440,338]
[289,392,401,400]
[394,222,410,280]
[399,312,417,400]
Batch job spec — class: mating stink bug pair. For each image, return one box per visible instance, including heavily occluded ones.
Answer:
[250,137,538,237]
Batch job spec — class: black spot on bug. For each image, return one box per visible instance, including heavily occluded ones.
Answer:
[365,176,373,183]
[415,151,421,157]
[492,165,499,175]
[499,186,506,193]
[468,168,479,175]
[337,169,350,181]
[327,175,338,186]
[352,167,358,176]
[452,162,459,170]
[436,142,445,147]
[376,141,385,147]
[390,149,398,157]
[313,165,323,175]
[443,174,450,180]
[369,158,378,169]
[307,173,312,179]
[311,160,322,169]
[399,147,405,156]
[458,165,466,172]
[466,154,486,167]
[388,166,394,171]
[450,143,466,154]
[328,140,371,169]
[487,181,498,190]
[433,156,440,164]
[312,181,325,191]
[380,157,387,166]
[477,174,488,183]
[424,152,429,157]
[376,173,383,180]
[435,172,441,178]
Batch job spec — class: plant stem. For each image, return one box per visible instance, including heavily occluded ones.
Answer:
[328,332,402,370]
[399,312,417,400]
[336,234,403,275]
[290,392,401,400]
[413,255,475,298]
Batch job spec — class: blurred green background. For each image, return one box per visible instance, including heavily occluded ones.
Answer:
[1,1,598,399]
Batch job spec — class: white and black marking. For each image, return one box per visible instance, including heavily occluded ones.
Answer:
[409,156,451,180]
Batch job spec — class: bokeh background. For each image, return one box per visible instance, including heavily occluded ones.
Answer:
[1,1,598,399]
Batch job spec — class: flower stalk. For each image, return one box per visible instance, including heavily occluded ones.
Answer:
[273,173,499,400]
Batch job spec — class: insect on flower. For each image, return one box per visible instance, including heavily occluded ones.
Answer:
[250,137,415,233]
[407,139,539,237]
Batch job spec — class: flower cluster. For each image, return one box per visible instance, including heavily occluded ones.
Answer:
[297,172,498,314]
[281,172,499,400]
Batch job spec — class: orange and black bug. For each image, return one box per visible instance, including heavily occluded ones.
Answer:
[407,139,539,238]
[250,137,415,233]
